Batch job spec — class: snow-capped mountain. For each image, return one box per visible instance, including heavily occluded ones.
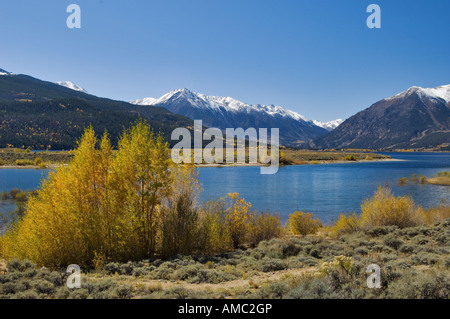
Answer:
[131,88,329,146]
[316,84,450,150]
[132,97,158,105]
[385,84,450,104]
[0,68,14,76]
[313,119,344,131]
[132,88,312,121]
[57,81,88,93]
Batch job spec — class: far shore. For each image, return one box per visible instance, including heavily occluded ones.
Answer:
[196,157,404,168]
[0,158,405,170]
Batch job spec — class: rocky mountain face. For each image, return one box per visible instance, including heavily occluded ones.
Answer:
[314,85,450,150]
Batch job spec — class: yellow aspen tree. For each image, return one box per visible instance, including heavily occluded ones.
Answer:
[224,193,252,249]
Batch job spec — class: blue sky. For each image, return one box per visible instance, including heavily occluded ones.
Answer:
[1,0,449,121]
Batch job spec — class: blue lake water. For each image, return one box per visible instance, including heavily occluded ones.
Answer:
[1,153,449,222]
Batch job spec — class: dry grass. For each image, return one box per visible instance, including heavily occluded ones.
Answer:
[0,148,72,167]
[426,176,450,186]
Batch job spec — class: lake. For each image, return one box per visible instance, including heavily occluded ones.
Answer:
[1,152,449,223]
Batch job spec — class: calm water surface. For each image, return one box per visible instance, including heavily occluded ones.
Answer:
[1,153,449,222]
[197,152,450,222]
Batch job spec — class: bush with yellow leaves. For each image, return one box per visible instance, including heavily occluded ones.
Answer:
[360,186,424,229]
[286,211,322,236]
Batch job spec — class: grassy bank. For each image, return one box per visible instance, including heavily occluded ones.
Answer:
[0,218,448,299]
[281,149,391,165]
[399,172,450,186]
[426,172,450,186]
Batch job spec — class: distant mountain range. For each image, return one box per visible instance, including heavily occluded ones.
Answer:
[313,119,344,131]
[1,67,448,150]
[131,89,339,146]
[315,85,450,150]
[0,69,192,149]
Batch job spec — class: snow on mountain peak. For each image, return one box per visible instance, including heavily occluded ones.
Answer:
[131,88,315,124]
[313,119,344,131]
[386,84,450,103]
[422,84,450,103]
[0,68,13,76]
[57,81,88,93]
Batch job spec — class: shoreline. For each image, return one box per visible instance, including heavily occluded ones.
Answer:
[196,158,403,168]
[0,158,404,170]
[0,164,60,170]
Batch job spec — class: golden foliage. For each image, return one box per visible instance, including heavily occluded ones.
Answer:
[286,211,322,236]
[0,121,282,267]
[0,121,200,267]
[360,187,424,229]
[329,187,450,236]
[421,205,450,224]
[198,194,282,253]
[330,213,360,237]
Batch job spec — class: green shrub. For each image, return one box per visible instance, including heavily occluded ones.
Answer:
[386,270,450,299]
[149,264,174,280]
[6,259,35,273]
[412,252,440,265]
[399,244,416,254]
[119,262,134,275]
[383,235,404,250]
[1,281,28,295]
[189,269,238,284]
[32,279,55,295]
[256,282,289,299]
[258,258,286,272]
[132,267,151,277]
[110,285,133,299]
[172,264,203,281]
[68,288,90,299]
[354,247,369,255]
[435,231,450,245]
[104,262,121,275]
[309,247,321,258]
[286,276,343,299]
[413,235,430,245]
[296,256,318,267]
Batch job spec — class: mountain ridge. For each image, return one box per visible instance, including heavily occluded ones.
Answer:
[131,88,338,146]
[0,70,194,149]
